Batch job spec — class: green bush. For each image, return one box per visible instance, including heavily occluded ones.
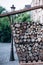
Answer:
[14,12,32,23]
[0,17,11,43]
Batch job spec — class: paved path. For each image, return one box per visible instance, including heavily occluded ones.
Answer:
[0,43,19,65]
[0,43,43,65]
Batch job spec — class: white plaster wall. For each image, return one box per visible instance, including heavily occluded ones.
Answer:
[31,0,43,23]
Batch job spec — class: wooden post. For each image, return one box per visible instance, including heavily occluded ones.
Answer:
[0,5,43,17]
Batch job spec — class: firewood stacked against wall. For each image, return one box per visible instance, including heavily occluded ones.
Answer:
[11,22,43,63]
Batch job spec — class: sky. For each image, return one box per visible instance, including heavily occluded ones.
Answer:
[0,0,32,11]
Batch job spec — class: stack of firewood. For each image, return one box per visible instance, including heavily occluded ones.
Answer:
[11,22,43,63]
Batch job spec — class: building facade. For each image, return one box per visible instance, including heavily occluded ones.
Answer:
[31,0,43,23]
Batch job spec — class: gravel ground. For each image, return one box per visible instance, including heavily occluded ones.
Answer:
[0,43,19,65]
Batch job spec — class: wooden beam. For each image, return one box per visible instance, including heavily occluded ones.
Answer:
[0,5,43,18]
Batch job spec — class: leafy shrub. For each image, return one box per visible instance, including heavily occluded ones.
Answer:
[14,12,32,23]
[0,17,11,43]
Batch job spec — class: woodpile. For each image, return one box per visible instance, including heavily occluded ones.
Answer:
[11,22,43,63]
